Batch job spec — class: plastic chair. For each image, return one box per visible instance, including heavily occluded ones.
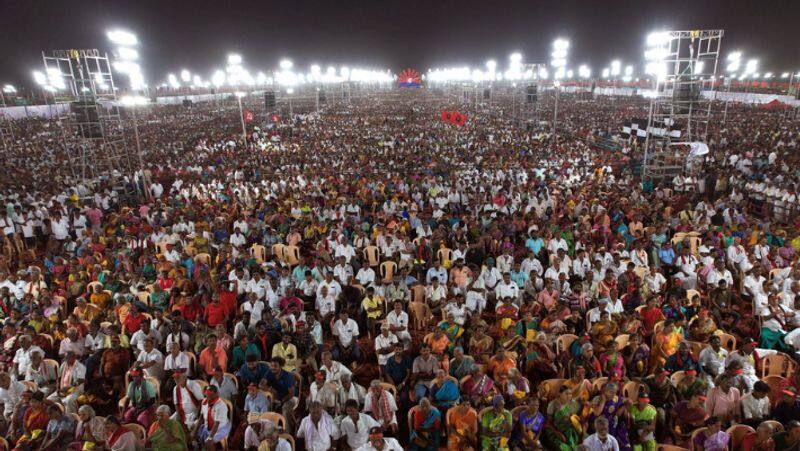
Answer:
[123,423,147,446]
[259,412,287,431]
[761,352,797,378]
[556,334,579,355]
[363,245,380,267]
[380,260,397,283]
[726,424,755,450]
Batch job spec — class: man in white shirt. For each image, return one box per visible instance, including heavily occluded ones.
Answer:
[741,381,771,423]
[494,272,520,302]
[698,335,728,377]
[316,285,337,321]
[706,259,734,288]
[385,301,411,347]
[583,416,620,451]
[320,351,352,385]
[297,401,340,451]
[356,266,376,287]
[317,272,342,299]
[354,428,404,451]
[172,370,204,427]
[197,385,231,445]
[340,400,380,450]
[333,311,361,364]
[12,335,43,378]
[137,337,164,381]
[0,372,26,419]
[50,352,86,413]
[245,272,270,301]
[374,325,398,367]
[130,322,161,353]
[241,294,266,327]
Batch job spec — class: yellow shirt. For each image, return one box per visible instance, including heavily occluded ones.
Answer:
[271,342,299,372]
[362,296,384,319]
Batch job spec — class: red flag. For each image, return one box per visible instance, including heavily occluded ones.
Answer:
[441,111,453,123]
[453,113,467,127]
[244,110,254,123]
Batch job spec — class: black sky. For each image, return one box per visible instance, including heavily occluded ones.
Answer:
[1,0,799,89]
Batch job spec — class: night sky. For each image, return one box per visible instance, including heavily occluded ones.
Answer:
[1,0,799,89]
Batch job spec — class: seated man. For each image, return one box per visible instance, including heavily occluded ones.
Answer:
[363,379,399,434]
[172,370,204,429]
[332,311,361,366]
[196,385,231,450]
[47,351,85,414]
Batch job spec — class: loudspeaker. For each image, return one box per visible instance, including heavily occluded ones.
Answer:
[318,90,327,104]
[591,81,597,93]
[70,101,102,139]
[264,91,276,110]
[182,99,193,107]
[483,88,491,100]
[526,84,538,103]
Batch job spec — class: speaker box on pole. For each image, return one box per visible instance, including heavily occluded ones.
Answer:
[526,84,538,103]
[264,91,276,110]
[70,101,103,139]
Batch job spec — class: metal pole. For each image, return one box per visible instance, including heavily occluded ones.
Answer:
[552,84,559,141]
[315,88,319,115]
[642,78,658,181]
[131,106,149,199]
[237,95,248,147]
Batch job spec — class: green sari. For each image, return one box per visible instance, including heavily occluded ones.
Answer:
[148,418,188,451]
[545,400,581,451]
[481,408,512,451]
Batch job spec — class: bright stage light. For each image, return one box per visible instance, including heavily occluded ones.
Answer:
[509,52,522,63]
[228,54,242,65]
[120,95,148,106]
[256,72,267,85]
[602,68,609,78]
[180,70,191,83]
[286,88,294,94]
[782,72,790,79]
[234,91,246,98]
[744,59,758,75]
[486,60,497,71]
[46,67,66,90]
[694,61,705,74]
[646,31,671,47]
[610,60,621,76]
[578,65,591,79]
[764,72,773,79]
[212,70,226,87]
[107,30,138,46]
[2,84,16,94]
[280,59,293,70]
[117,47,139,61]
[168,73,180,89]
[32,71,47,86]
[341,66,351,80]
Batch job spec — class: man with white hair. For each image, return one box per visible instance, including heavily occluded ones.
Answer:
[12,334,43,378]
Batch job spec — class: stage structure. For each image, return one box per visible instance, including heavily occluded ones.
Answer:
[517,63,546,128]
[642,30,723,181]
[0,92,13,149]
[42,49,132,182]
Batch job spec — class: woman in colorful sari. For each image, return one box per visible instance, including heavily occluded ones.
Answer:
[670,391,708,447]
[622,333,650,379]
[524,333,557,385]
[512,397,545,451]
[544,385,582,451]
[468,325,494,364]
[689,309,718,342]
[430,370,460,410]
[481,395,512,451]
[692,416,730,451]
[409,398,442,451]
[438,314,464,353]
[589,311,618,354]
[589,382,631,451]
[649,320,681,371]
[599,341,626,379]
[449,346,475,381]
[447,398,478,451]
[147,405,188,451]
[14,391,50,451]
[461,366,496,406]
[104,415,138,451]
[67,405,106,451]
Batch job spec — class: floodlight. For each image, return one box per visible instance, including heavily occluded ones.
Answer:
[212,70,226,87]
[286,88,294,94]
[509,53,522,63]
[764,72,773,79]
[32,71,47,86]
[168,73,180,89]
[781,72,789,79]
[624,65,633,76]
[2,84,16,94]
[181,70,191,83]
[107,30,138,46]
[646,31,671,46]
[610,60,621,76]
[280,59,293,70]
[117,47,139,60]
[486,60,497,71]
[256,72,267,84]
[602,68,609,78]
[120,95,148,106]
[228,54,242,65]
[578,65,591,79]
[744,59,758,75]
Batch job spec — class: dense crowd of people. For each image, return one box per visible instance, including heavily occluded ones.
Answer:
[0,90,798,451]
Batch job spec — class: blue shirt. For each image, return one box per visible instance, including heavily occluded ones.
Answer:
[426,267,448,285]
[264,369,296,399]
[244,392,271,413]
[658,247,676,265]
[525,238,544,255]
[237,362,270,385]
[510,270,528,288]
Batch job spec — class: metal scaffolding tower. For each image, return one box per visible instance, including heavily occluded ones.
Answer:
[0,92,14,149]
[642,29,723,181]
[42,49,132,182]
